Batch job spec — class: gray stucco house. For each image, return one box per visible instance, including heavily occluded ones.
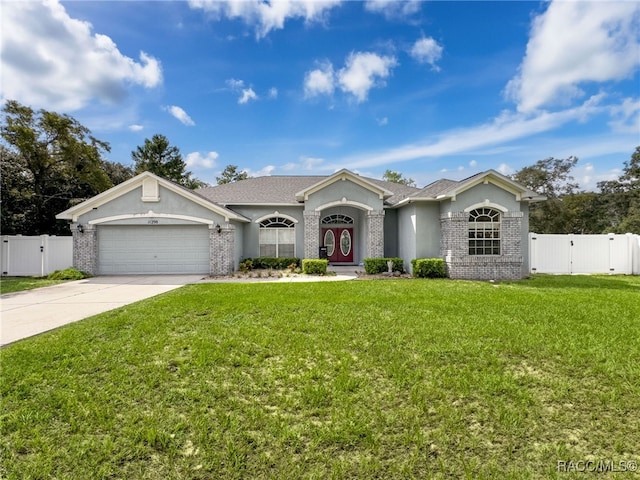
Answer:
[57,168,544,279]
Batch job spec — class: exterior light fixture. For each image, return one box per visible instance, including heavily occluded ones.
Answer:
[77,224,84,233]
[216,224,222,234]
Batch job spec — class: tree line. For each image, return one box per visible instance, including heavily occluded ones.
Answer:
[1,101,248,235]
[1,100,638,235]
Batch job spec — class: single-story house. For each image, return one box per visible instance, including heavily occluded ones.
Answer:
[56,169,545,279]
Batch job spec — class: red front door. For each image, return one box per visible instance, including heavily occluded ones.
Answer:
[322,227,354,263]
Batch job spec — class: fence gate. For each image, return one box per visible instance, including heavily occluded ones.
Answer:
[529,233,637,275]
[1,235,73,277]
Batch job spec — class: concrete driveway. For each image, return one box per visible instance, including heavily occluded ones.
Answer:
[0,275,203,347]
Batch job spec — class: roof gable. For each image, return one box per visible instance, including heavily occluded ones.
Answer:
[295,169,394,202]
[56,172,249,222]
[399,170,545,205]
[449,170,544,201]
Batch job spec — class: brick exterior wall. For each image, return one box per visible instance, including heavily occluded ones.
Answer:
[367,210,385,258]
[72,223,97,275]
[210,224,235,276]
[440,210,524,280]
[303,211,321,259]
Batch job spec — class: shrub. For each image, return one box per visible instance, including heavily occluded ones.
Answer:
[302,259,328,275]
[239,259,253,273]
[363,258,404,274]
[246,257,301,270]
[411,258,447,278]
[47,268,87,280]
[278,257,300,269]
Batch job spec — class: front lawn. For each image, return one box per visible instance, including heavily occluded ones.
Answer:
[0,277,65,294]
[1,276,639,479]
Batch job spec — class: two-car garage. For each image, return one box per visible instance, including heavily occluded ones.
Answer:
[57,172,247,276]
[97,225,211,275]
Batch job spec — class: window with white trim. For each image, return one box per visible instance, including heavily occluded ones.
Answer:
[259,217,295,257]
[321,214,354,225]
[468,208,501,255]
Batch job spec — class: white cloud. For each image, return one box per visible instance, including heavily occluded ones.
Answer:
[246,165,275,177]
[304,62,335,98]
[304,52,397,103]
[279,156,324,172]
[469,160,478,167]
[226,78,245,90]
[226,78,258,104]
[409,37,443,70]
[301,156,324,170]
[129,124,144,132]
[268,87,278,99]
[608,97,640,134]
[239,88,258,104]
[327,94,611,170]
[165,105,195,126]
[189,0,342,39]
[377,117,389,126]
[186,151,219,168]
[0,0,162,111]
[506,1,640,112]
[497,163,514,176]
[364,0,421,19]
[337,52,397,103]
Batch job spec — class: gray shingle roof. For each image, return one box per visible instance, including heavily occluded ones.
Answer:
[408,179,460,199]
[197,175,422,206]
[196,169,543,208]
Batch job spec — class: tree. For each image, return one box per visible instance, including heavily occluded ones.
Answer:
[382,169,416,187]
[597,146,640,233]
[561,192,610,234]
[1,100,112,234]
[132,134,204,189]
[102,160,134,186]
[0,145,36,234]
[512,156,580,233]
[216,164,249,185]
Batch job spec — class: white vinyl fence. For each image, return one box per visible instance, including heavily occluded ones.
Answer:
[529,233,640,275]
[1,235,73,277]
[2,233,638,277]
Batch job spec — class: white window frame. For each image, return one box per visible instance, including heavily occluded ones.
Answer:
[468,208,501,256]
[259,216,296,258]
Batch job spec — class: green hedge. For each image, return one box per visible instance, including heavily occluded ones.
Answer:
[240,257,300,270]
[363,258,404,274]
[411,258,447,278]
[302,259,328,275]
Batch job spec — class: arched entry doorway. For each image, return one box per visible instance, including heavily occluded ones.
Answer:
[321,214,354,263]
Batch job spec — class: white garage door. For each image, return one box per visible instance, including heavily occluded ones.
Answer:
[98,225,210,275]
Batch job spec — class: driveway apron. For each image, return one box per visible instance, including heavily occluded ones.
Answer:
[0,275,202,346]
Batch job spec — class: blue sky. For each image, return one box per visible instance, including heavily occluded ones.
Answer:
[2,1,639,189]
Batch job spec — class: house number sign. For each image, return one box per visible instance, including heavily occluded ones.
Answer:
[147,219,159,224]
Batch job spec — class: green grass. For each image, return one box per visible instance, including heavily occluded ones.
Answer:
[0,277,65,294]
[1,276,639,479]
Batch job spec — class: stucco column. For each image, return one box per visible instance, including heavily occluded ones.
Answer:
[72,223,97,275]
[210,224,235,276]
[303,211,321,259]
[366,210,385,258]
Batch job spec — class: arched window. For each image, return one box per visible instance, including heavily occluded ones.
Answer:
[259,216,295,257]
[468,208,501,255]
[321,214,354,225]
